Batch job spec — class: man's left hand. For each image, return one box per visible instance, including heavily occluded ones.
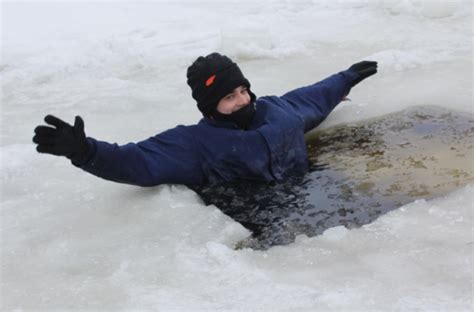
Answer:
[348,61,378,87]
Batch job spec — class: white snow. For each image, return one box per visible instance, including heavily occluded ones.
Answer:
[1,0,472,310]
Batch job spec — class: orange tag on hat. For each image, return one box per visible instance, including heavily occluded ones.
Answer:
[205,75,216,87]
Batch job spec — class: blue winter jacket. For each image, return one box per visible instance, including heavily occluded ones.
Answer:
[75,70,358,186]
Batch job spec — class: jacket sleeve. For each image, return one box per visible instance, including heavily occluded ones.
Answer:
[280,69,359,132]
[73,126,204,187]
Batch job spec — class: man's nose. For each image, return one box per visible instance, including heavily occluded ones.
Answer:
[236,93,249,106]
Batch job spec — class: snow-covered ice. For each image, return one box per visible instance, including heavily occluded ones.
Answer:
[1,0,472,310]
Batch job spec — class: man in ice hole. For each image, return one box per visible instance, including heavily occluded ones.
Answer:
[33,53,377,187]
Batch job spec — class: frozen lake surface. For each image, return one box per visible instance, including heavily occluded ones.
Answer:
[1,1,472,310]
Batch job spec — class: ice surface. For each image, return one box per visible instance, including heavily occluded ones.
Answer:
[1,1,472,310]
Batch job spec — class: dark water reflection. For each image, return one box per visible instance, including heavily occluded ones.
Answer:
[193,106,474,249]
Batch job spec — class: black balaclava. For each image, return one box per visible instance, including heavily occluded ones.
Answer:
[186,52,257,129]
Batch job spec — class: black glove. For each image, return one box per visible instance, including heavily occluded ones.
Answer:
[348,61,378,87]
[33,115,91,164]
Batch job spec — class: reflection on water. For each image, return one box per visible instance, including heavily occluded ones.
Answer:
[193,106,474,250]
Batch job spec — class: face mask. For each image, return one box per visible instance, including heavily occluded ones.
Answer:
[212,103,256,130]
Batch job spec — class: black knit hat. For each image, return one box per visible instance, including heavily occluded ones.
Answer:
[187,53,256,116]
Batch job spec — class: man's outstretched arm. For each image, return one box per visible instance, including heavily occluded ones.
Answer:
[33,115,204,186]
[280,61,378,132]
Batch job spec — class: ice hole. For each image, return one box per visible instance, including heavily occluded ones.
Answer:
[195,106,474,249]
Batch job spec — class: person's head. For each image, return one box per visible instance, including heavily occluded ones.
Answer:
[187,53,256,129]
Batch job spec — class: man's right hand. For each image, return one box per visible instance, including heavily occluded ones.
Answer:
[33,115,91,164]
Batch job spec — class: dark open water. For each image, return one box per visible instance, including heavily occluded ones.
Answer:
[194,106,474,249]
